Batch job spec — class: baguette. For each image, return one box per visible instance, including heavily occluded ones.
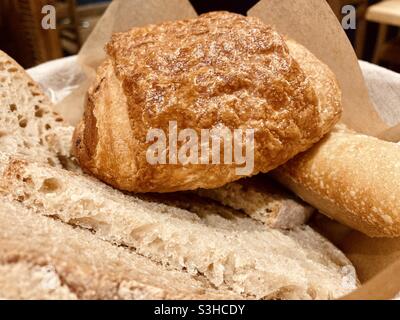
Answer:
[0,152,358,299]
[196,176,314,229]
[274,125,400,237]
[0,199,237,300]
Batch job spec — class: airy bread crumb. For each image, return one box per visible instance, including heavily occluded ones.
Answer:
[0,153,358,299]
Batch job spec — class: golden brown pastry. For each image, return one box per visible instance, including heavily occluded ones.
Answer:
[73,12,341,193]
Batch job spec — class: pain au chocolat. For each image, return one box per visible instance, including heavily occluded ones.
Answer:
[73,12,341,193]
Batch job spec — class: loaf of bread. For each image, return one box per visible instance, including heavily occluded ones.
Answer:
[196,176,314,229]
[0,152,358,299]
[0,200,237,299]
[274,125,400,237]
[73,11,341,193]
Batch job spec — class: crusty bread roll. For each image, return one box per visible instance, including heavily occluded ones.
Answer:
[73,11,341,193]
[274,125,400,237]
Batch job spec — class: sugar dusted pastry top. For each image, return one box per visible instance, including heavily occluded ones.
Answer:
[73,11,341,192]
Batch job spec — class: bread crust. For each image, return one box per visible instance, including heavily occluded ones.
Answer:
[285,40,342,132]
[73,12,341,192]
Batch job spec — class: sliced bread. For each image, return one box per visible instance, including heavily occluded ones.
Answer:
[0,50,75,169]
[0,262,78,300]
[0,152,358,299]
[195,176,314,229]
[0,199,237,300]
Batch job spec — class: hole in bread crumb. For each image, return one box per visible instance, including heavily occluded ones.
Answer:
[28,82,35,87]
[0,131,7,138]
[0,77,6,82]
[71,216,111,235]
[45,124,51,130]
[9,104,17,112]
[306,287,317,300]
[47,158,56,166]
[8,67,18,73]
[22,177,33,186]
[35,108,44,118]
[34,105,40,111]
[55,117,63,122]
[57,155,74,170]
[31,91,40,97]
[39,178,62,193]
[19,118,28,128]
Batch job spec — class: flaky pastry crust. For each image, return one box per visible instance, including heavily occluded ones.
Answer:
[73,12,341,192]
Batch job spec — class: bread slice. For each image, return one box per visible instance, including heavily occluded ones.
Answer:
[0,199,238,300]
[195,176,314,229]
[0,152,358,299]
[0,50,75,169]
[0,262,78,300]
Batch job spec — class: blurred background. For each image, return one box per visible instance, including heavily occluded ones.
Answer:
[0,0,399,71]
